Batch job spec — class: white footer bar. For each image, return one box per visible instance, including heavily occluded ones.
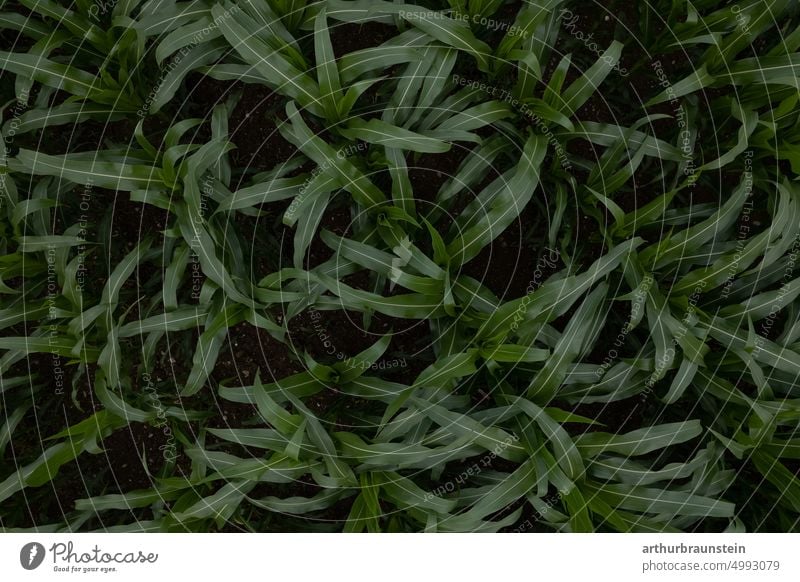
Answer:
[1,533,796,581]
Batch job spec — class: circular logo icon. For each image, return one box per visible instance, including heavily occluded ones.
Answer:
[20,542,46,570]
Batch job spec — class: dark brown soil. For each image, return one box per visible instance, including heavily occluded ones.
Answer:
[460,204,556,300]
[182,74,297,177]
[568,397,646,435]
[215,321,301,386]
[302,202,353,269]
[408,147,474,205]
[286,308,434,379]
[231,210,292,279]
[26,112,138,156]
[329,21,398,58]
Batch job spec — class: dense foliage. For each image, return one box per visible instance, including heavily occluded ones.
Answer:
[1,0,799,532]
